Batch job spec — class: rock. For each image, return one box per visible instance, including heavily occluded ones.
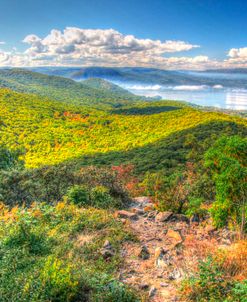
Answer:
[155,211,173,223]
[155,247,173,267]
[116,210,138,220]
[133,196,152,205]
[190,213,200,224]
[139,283,149,290]
[144,204,155,212]
[168,269,181,280]
[169,214,190,224]
[100,240,115,259]
[147,210,158,219]
[166,229,183,246]
[154,247,166,267]
[131,208,145,215]
[148,286,157,297]
[100,248,115,259]
[103,240,112,249]
[138,245,150,260]
[160,282,169,287]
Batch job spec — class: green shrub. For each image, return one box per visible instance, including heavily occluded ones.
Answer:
[230,280,247,302]
[181,256,247,302]
[39,256,83,302]
[186,197,208,219]
[90,186,116,209]
[66,185,91,206]
[67,184,121,209]
[90,276,138,302]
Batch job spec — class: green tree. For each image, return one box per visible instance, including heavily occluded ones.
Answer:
[205,136,247,235]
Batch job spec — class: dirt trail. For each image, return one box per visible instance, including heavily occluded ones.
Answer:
[116,197,227,302]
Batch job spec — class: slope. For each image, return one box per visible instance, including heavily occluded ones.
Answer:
[82,77,134,97]
[0,69,140,108]
[0,88,246,169]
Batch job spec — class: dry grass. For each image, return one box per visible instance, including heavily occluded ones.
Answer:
[179,234,217,275]
[217,240,247,280]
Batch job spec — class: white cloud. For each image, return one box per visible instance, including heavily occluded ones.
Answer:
[0,41,5,45]
[222,47,247,67]
[1,27,247,70]
[0,27,206,68]
[228,47,247,58]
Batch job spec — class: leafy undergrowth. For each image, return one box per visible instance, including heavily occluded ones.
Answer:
[180,239,247,302]
[0,201,139,302]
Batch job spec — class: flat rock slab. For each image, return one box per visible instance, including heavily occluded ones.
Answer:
[116,210,138,220]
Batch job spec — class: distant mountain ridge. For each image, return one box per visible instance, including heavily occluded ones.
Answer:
[0,68,141,108]
[28,66,247,89]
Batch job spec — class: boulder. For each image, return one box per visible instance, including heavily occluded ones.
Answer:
[155,211,173,223]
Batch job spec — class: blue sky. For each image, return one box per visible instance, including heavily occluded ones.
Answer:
[0,0,247,69]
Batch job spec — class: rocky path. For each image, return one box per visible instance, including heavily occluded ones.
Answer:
[114,197,231,302]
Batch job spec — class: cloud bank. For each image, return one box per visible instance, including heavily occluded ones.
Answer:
[0,27,246,69]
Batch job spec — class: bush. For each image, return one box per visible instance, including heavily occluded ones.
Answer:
[66,185,90,207]
[181,252,247,302]
[40,256,82,302]
[0,165,131,208]
[230,280,247,302]
[181,256,233,301]
[67,185,120,209]
[186,197,208,219]
[90,186,116,209]
[0,202,138,302]
[90,276,138,302]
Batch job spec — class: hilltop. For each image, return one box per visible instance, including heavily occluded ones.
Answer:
[82,77,134,97]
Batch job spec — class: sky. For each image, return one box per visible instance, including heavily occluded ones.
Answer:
[0,0,247,69]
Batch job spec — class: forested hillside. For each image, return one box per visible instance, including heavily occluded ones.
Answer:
[0,69,140,107]
[0,88,246,168]
[82,78,135,97]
